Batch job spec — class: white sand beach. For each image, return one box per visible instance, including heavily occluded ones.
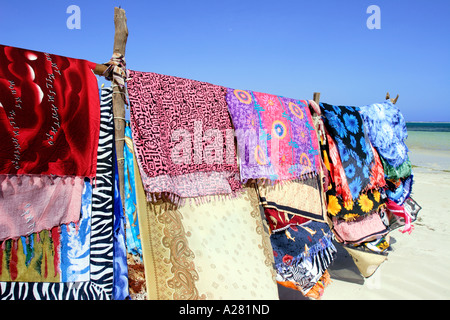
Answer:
[319,147,450,300]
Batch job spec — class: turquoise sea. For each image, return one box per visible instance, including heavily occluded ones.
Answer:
[405,122,450,173]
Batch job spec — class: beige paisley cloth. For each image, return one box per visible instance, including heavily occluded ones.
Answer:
[133,153,278,300]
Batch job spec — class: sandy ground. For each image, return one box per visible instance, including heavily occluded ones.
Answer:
[317,168,450,300]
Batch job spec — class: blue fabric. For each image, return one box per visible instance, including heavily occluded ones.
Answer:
[60,180,92,282]
[113,150,130,300]
[320,103,375,199]
[359,101,409,169]
[386,174,414,205]
[124,126,142,257]
[270,220,336,294]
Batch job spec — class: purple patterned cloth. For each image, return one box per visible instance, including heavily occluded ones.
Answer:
[225,88,321,182]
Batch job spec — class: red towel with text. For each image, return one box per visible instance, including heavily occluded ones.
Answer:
[0,44,100,177]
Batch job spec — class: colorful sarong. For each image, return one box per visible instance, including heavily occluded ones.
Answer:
[123,125,142,257]
[225,89,321,182]
[332,211,389,245]
[320,126,385,220]
[385,174,414,205]
[0,87,115,300]
[270,219,336,296]
[0,180,91,283]
[0,44,100,178]
[320,103,375,200]
[387,197,421,233]
[380,156,412,180]
[113,151,130,300]
[359,101,409,169]
[127,71,241,202]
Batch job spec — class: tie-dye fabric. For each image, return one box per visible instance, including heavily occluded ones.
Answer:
[123,126,142,257]
[359,101,409,169]
[226,89,321,182]
[380,156,412,180]
[321,129,386,220]
[264,208,310,233]
[320,103,375,199]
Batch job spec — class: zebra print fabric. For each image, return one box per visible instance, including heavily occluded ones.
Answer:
[0,87,115,300]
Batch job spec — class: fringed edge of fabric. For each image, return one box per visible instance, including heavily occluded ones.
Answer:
[0,174,88,189]
[274,233,337,295]
[0,225,63,255]
[138,167,243,200]
[144,187,248,209]
[251,170,319,188]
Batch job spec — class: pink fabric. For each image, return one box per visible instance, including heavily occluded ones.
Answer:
[0,175,83,242]
[127,71,241,201]
[332,212,388,244]
[386,199,414,234]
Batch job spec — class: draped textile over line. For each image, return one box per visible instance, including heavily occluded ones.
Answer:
[359,101,409,169]
[0,87,115,299]
[127,71,241,202]
[319,103,375,201]
[0,44,100,178]
[133,149,278,300]
[0,44,101,242]
[226,88,321,182]
[0,180,92,283]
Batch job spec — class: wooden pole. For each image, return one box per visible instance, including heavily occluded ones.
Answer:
[112,7,128,210]
[313,92,320,105]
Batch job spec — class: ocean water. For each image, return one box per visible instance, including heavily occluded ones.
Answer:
[405,122,450,173]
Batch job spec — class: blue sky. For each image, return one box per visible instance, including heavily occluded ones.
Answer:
[1,0,449,121]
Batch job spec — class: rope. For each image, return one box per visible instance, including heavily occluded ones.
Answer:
[100,52,129,105]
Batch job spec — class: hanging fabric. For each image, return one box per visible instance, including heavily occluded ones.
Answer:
[0,175,84,242]
[0,180,92,283]
[257,177,327,222]
[359,101,409,169]
[270,219,336,297]
[0,44,100,178]
[123,126,142,257]
[113,148,130,300]
[225,89,321,182]
[380,156,412,180]
[387,197,421,233]
[0,87,115,300]
[127,71,241,203]
[319,103,375,200]
[133,151,278,299]
[332,211,389,244]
